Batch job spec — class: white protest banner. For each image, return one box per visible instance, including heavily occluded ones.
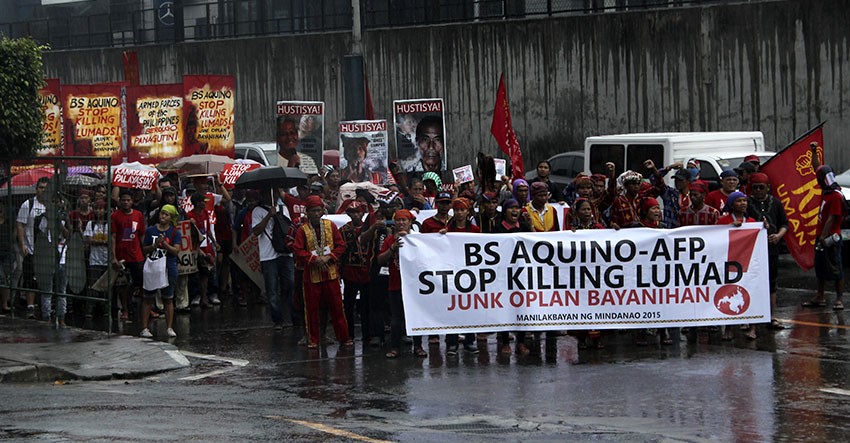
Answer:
[399,223,770,335]
[231,235,265,291]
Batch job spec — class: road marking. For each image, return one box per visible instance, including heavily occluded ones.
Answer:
[780,319,850,330]
[820,388,850,396]
[178,351,249,381]
[265,416,392,443]
[179,351,249,366]
[165,350,190,366]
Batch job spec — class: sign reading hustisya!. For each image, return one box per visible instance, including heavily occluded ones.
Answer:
[399,224,770,335]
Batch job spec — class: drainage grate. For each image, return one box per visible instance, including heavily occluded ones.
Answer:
[422,422,527,434]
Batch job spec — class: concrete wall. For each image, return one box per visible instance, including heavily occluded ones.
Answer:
[42,0,850,172]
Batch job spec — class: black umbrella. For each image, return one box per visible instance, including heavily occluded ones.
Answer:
[234,166,308,189]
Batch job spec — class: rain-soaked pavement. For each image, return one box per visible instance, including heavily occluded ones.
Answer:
[2,256,850,442]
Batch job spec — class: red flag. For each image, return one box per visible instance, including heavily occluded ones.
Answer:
[490,73,525,180]
[759,123,825,270]
[123,51,139,87]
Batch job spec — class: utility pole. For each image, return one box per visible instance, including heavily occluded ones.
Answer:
[343,0,365,120]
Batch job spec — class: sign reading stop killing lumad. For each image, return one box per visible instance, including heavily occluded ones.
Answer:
[399,224,770,335]
[61,84,124,163]
[183,75,235,158]
[38,79,63,157]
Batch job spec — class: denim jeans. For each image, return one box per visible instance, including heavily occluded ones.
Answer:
[41,264,67,320]
[262,255,294,325]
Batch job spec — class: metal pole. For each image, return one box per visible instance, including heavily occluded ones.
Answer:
[351,0,362,55]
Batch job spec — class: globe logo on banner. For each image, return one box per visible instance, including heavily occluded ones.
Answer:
[714,285,751,316]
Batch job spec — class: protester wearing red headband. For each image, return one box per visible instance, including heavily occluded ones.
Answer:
[439,198,481,354]
[292,195,352,349]
[378,209,426,358]
[339,199,372,344]
[472,192,501,233]
[746,172,787,330]
[678,180,720,227]
[525,182,559,232]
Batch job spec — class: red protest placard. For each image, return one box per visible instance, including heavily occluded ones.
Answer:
[127,84,185,165]
[61,83,125,164]
[220,163,261,189]
[183,75,236,158]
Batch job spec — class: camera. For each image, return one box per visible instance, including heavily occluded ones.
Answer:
[384,220,395,227]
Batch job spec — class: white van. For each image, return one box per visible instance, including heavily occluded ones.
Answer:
[584,132,771,187]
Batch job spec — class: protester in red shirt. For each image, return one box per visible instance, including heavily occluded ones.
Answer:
[495,198,532,355]
[377,209,425,359]
[609,170,659,229]
[678,180,719,227]
[292,196,351,349]
[339,200,372,343]
[717,192,755,227]
[705,170,739,212]
[111,189,146,321]
[805,164,846,310]
[419,191,452,346]
[69,189,94,233]
[717,191,758,340]
[188,192,216,307]
[439,198,480,354]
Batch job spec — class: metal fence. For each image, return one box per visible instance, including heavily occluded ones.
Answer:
[1,0,755,50]
[0,157,115,333]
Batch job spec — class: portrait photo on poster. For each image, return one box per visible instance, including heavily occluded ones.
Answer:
[393,98,446,173]
[452,165,474,184]
[275,101,324,174]
[339,120,388,185]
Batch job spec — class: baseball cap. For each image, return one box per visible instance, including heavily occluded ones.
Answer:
[734,162,756,174]
[672,169,691,181]
[436,192,452,203]
[720,169,738,179]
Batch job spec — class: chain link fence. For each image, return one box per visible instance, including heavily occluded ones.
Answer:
[0,157,115,333]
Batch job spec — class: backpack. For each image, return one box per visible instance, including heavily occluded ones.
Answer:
[267,210,292,254]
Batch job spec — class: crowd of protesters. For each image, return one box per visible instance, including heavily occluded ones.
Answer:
[1,143,844,357]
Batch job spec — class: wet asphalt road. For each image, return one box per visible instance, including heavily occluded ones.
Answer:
[2,257,850,442]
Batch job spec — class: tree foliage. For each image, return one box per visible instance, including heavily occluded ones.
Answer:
[0,37,45,160]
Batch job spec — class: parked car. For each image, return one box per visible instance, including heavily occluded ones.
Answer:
[524,150,585,189]
[235,142,278,166]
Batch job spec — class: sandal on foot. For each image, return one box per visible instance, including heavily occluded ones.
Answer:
[661,337,674,345]
[343,340,355,346]
[834,301,845,310]
[802,299,827,308]
[499,344,512,355]
[769,319,785,330]
[745,328,757,340]
[307,343,319,349]
[414,347,428,357]
[385,349,400,359]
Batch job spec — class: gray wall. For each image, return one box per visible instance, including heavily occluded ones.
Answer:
[43,0,850,172]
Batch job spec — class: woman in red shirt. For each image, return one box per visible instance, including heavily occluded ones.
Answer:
[378,209,425,359]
